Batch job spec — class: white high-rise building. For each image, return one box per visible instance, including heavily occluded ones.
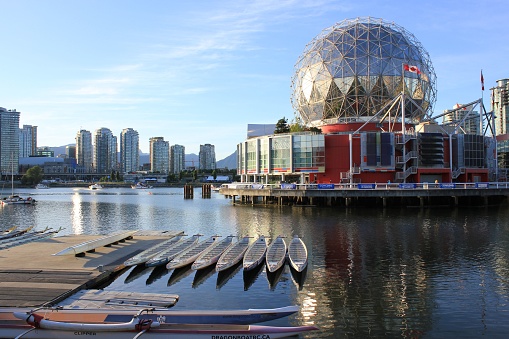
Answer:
[76,130,93,172]
[170,144,185,174]
[442,104,480,135]
[94,127,117,174]
[199,144,216,170]
[19,125,37,158]
[120,128,139,173]
[493,79,509,136]
[0,107,20,174]
[149,137,169,174]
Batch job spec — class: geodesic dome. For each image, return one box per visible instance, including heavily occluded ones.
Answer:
[290,17,437,125]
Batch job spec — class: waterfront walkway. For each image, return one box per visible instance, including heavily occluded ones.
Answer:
[0,234,166,307]
[219,182,509,207]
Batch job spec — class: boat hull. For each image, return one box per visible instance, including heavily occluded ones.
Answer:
[243,235,267,271]
[0,324,318,339]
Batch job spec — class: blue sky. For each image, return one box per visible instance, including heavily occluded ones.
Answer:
[1,0,507,159]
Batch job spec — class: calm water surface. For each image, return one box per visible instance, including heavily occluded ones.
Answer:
[1,187,509,338]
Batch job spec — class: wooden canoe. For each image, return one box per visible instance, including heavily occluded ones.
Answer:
[123,231,185,266]
[243,235,267,271]
[288,235,308,272]
[166,236,218,270]
[216,236,250,272]
[266,235,287,273]
[192,235,234,270]
[145,235,202,267]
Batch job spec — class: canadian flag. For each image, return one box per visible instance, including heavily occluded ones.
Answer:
[403,64,421,74]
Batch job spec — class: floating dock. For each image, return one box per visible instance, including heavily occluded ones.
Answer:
[0,233,169,307]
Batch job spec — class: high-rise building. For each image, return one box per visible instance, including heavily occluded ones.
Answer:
[120,128,139,173]
[149,137,169,173]
[76,130,93,172]
[442,104,480,135]
[19,125,37,158]
[170,144,185,174]
[94,128,117,174]
[66,145,76,159]
[36,147,54,157]
[199,144,216,170]
[493,79,509,136]
[0,107,20,175]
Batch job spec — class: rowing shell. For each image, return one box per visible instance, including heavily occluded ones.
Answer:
[243,235,267,271]
[266,235,287,273]
[216,236,250,272]
[2,305,299,325]
[288,235,308,272]
[8,310,318,339]
[192,235,234,270]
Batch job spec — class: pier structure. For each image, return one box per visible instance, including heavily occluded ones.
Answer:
[219,182,509,207]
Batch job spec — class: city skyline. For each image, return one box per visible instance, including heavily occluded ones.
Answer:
[1,0,507,159]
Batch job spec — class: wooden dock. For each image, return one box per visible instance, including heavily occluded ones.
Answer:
[0,233,169,307]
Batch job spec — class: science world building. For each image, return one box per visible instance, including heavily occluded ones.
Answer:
[237,17,495,185]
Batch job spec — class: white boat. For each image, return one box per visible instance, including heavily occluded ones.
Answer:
[243,235,268,271]
[123,232,185,266]
[145,234,202,267]
[1,195,36,206]
[35,183,49,189]
[89,183,103,190]
[9,310,318,339]
[192,235,234,270]
[1,156,36,206]
[131,182,152,189]
[216,236,250,272]
[266,235,287,273]
[288,235,308,272]
[3,305,300,325]
[53,230,137,256]
[166,236,219,270]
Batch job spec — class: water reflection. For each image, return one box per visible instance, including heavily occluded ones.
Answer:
[2,188,509,338]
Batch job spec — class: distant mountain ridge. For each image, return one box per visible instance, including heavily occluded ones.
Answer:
[46,145,237,169]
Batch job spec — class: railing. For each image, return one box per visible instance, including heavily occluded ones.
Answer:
[221,181,509,191]
[395,166,418,180]
[396,151,418,164]
[396,133,417,144]
[452,167,466,179]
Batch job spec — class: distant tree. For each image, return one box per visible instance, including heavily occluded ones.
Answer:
[275,117,290,134]
[212,169,217,180]
[193,170,198,181]
[21,166,43,185]
[307,126,322,133]
[110,170,116,182]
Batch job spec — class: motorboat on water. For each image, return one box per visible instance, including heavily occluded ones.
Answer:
[131,182,153,189]
[89,183,103,190]
[35,183,49,189]
[1,195,36,206]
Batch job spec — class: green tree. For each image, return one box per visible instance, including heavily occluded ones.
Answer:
[212,169,217,180]
[21,166,44,185]
[193,169,198,181]
[274,117,290,134]
[110,170,116,182]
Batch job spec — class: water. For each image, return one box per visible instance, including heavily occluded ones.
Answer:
[2,187,509,338]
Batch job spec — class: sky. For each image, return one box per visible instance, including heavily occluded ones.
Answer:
[1,0,508,160]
